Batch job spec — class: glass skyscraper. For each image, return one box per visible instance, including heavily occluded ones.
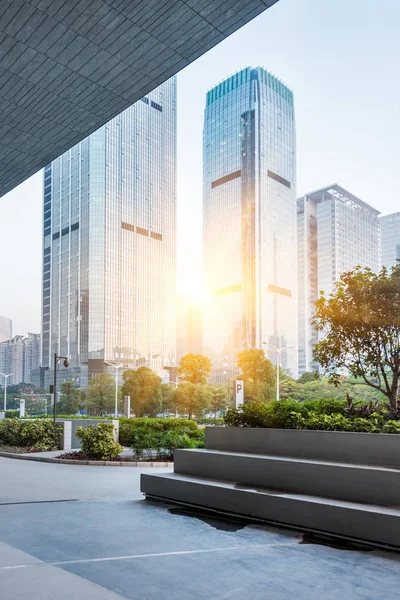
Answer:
[297,185,381,375]
[203,67,297,381]
[41,78,176,389]
[380,212,400,270]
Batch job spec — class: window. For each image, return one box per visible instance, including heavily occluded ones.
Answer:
[151,100,162,112]
[150,231,162,241]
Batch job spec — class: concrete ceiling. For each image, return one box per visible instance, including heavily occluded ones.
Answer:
[0,0,279,197]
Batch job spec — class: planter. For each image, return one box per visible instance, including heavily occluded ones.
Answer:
[205,426,400,469]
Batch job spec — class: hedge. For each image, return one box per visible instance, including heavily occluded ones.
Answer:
[119,417,205,458]
[0,419,62,450]
[224,399,400,433]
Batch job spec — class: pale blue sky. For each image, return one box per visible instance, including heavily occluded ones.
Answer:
[1,0,399,335]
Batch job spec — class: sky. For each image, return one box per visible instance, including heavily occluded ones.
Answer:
[0,0,399,335]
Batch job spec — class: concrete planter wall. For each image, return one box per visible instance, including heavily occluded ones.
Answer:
[205,426,400,469]
[57,419,119,450]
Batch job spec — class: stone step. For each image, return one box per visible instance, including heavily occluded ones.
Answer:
[205,427,400,469]
[140,471,400,549]
[174,449,400,506]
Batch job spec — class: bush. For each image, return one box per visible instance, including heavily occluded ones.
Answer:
[0,418,62,450]
[76,423,123,460]
[224,399,400,434]
[118,417,205,458]
[382,420,400,434]
[195,417,225,426]
[5,410,19,419]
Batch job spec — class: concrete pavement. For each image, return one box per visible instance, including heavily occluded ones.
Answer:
[0,456,399,599]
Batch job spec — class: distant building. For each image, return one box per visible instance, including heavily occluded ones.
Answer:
[23,333,41,384]
[203,66,298,383]
[177,295,203,363]
[41,79,177,390]
[380,212,400,269]
[297,184,381,375]
[0,334,41,385]
[0,316,12,343]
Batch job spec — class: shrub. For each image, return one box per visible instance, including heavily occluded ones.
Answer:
[76,423,123,459]
[382,420,400,434]
[118,417,205,458]
[0,418,62,450]
[119,418,200,445]
[5,410,19,419]
[224,399,400,434]
[195,417,225,426]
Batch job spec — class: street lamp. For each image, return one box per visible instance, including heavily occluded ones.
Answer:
[104,361,126,417]
[262,342,293,401]
[0,372,12,412]
[51,353,69,425]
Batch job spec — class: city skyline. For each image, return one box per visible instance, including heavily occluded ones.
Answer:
[1,0,400,336]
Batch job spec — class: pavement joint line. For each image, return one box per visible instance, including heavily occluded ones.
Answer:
[0,542,299,571]
[0,499,78,506]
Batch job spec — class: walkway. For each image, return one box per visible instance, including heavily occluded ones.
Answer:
[0,456,399,599]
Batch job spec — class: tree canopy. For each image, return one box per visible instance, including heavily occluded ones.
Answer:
[237,348,275,402]
[58,381,83,415]
[174,382,211,419]
[87,372,115,415]
[121,367,162,417]
[178,353,212,384]
[313,265,400,408]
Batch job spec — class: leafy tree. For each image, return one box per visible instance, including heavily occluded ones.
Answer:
[58,381,83,414]
[178,353,212,384]
[209,385,228,417]
[87,373,115,416]
[175,382,212,419]
[298,371,319,384]
[160,383,177,416]
[237,348,275,402]
[122,367,162,417]
[313,265,400,409]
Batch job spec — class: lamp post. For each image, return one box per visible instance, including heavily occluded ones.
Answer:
[51,353,69,426]
[104,361,125,417]
[0,372,12,412]
[262,342,293,401]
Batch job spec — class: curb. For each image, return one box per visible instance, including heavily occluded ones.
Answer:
[0,452,173,467]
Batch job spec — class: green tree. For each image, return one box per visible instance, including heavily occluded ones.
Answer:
[160,383,177,416]
[298,371,319,384]
[313,265,400,409]
[87,373,115,416]
[58,381,83,414]
[122,367,162,417]
[175,382,212,419]
[209,385,228,417]
[178,353,212,384]
[237,348,275,402]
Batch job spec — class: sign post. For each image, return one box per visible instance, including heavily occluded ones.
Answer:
[19,398,25,418]
[234,380,244,408]
[124,395,131,418]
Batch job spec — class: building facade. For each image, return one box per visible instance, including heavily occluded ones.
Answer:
[0,315,12,343]
[0,334,40,385]
[203,67,297,382]
[41,79,177,389]
[176,295,203,364]
[380,212,400,270]
[297,185,381,375]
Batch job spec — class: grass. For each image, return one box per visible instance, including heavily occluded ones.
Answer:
[0,445,31,454]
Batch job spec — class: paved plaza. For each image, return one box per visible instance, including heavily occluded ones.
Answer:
[0,456,399,599]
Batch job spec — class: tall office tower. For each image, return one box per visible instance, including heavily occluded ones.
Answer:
[203,67,297,382]
[380,212,400,269]
[42,78,176,389]
[176,295,203,364]
[297,185,381,375]
[0,316,12,343]
[0,335,24,384]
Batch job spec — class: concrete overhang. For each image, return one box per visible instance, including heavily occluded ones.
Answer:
[0,0,279,196]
